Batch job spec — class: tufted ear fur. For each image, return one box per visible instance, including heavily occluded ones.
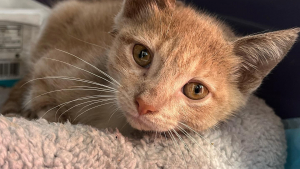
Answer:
[234,28,300,94]
[120,0,176,18]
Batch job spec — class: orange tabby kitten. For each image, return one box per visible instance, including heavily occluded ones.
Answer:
[1,0,299,133]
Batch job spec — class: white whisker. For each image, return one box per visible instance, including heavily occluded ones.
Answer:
[107,107,119,124]
[70,86,115,92]
[73,101,115,122]
[172,128,199,166]
[76,98,116,116]
[44,57,119,87]
[120,121,129,131]
[55,48,121,86]
[163,132,170,167]
[56,97,115,121]
[58,98,115,122]
[41,95,115,119]
[67,34,109,50]
[24,87,116,107]
[179,122,205,140]
[22,76,116,91]
[178,124,233,166]
[176,125,208,156]
[168,130,187,169]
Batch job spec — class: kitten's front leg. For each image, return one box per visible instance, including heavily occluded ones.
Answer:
[1,78,37,119]
[24,77,74,123]
[1,78,68,123]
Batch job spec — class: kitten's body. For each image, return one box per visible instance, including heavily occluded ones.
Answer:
[3,0,126,130]
[1,0,299,134]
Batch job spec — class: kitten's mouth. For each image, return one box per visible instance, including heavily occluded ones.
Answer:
[125,113,156,131]
[124,112,175,132]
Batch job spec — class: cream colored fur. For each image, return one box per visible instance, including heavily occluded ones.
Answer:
[1,0,299,134]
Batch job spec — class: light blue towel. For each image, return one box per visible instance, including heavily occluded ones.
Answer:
[285,127,300,169]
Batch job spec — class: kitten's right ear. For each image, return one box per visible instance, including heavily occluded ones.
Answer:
[234,28,300,94]
[120,0,176,18]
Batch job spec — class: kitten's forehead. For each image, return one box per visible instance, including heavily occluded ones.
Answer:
[117,5,237,88]
[145,10,233,79]
[146,8,231,64]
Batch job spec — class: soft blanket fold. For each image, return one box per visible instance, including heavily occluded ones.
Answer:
[0,96,286,169]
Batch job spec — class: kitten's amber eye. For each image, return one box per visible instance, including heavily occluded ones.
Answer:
[183,82,209,100]
[133,44,152,68]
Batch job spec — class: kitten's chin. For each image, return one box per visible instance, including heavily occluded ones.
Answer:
[125,114,153,131]
[125,113,172,132]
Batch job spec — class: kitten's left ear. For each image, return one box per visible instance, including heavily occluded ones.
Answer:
[234,28,300,94]
[114,0,176,35]
[120,0,176,19]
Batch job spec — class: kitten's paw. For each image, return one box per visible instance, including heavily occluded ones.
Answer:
[36,108,69,123]
[1,109,37,119]
[1,102,21,116]
[1,108,19,117]
[22,110,38,119]
[3,113,22,118]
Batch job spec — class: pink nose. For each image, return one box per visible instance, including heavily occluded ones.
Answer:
[136,97,157,115]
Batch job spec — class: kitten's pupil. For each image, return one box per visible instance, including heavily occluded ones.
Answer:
[194,85,201,94]
[139,50,149,60]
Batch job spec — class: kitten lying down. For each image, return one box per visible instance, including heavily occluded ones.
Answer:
[1,0,299,135]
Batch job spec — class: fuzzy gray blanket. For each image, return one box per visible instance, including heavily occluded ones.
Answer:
[0,96,286,169]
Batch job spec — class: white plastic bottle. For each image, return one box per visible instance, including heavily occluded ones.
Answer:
[0,0,50,87]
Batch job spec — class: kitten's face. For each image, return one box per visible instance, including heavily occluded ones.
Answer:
[106,3,243,132]
[106,0,299,132]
